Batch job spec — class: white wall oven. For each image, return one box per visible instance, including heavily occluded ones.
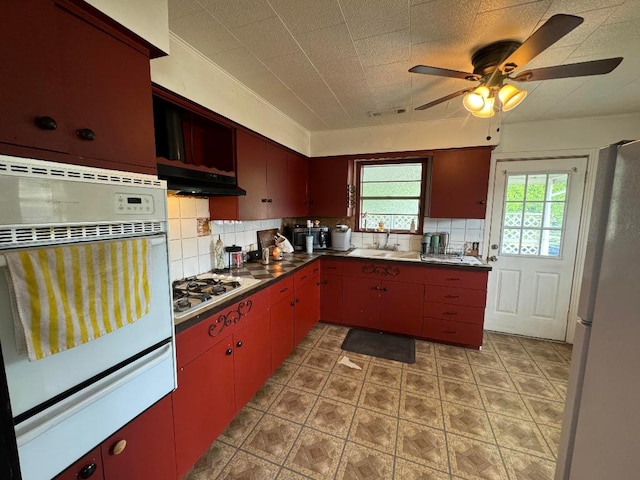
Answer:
[0,156,176,480]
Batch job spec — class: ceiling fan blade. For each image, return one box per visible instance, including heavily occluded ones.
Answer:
[500,14,584,72]
[414,88,475,111]
[512,57,623,81]
[409,65,478,81]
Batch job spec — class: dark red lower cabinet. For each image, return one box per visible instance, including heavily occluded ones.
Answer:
[172,338,235,479]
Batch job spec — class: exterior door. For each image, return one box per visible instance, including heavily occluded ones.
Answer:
[485,157,587,340]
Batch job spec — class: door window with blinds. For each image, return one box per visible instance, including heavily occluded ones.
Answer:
[357,161,426,232]
[501,172,569,257]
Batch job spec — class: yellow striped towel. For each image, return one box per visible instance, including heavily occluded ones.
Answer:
[5,238,151,361]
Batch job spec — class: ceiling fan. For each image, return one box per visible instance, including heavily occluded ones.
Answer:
[409,14,623,117]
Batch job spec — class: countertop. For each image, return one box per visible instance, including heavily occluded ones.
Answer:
[174,250,491,333]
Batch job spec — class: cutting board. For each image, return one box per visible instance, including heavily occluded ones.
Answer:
[257,228,278,251]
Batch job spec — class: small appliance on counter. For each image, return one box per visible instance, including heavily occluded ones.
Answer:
[332,225,352,251]
[287,225,330,251]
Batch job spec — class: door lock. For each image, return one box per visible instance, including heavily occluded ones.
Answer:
[491,244,499,250]
[489,256,498,262]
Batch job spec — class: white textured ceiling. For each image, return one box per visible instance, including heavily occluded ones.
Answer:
[168,0,640,131]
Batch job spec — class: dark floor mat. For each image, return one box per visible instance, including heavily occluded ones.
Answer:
[341,329,415,364]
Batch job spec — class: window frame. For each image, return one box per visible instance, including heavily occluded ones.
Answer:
[355,157,430,233]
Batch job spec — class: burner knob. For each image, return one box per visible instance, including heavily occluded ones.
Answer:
[213,274,219,280]
[235,277,242,282]
[236,341,243,348]
[225,348,233,356]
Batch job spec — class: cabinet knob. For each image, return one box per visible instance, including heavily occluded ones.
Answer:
[290,301,295,307]
[381,287,388,292]
[78,463,97,479]
[110,439,127,456]
[226,348,233,355]
[295,298,300,303]
[76,128,96,141]
[261,198,267,203]
[34,116,57,131]
[478,200,486,204]
[236,341,243,348]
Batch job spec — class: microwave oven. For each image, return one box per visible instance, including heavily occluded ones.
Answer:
[288,226,330,251]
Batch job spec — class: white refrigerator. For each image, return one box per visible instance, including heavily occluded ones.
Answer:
[555,140,640,479]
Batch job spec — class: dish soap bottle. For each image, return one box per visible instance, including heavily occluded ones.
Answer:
[410,219,416,233]
[214,235,224,270]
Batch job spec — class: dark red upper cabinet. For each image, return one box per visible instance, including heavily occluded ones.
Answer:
[429,147,492,219]
[0,0,67,154]
[0,0,156,174]
[287,151,309,217]
[308,157,354,217]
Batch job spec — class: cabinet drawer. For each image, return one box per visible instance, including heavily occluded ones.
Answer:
[422,318,483,347]
[425,268,488,290]
[425,285,487,308]
[294,262,320,290]
[342,259,424,283]
[270,277,294,305]
[321,258,343,275]
[423,302,485,325]
[176,289,269,368]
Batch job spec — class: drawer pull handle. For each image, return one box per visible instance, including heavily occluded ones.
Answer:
[446,278,461,281]
[443,329,457,334]
[300,275,307,280]
[76,128,96,141]
[443,312,458,315]
[79,463,97,478]
[111,439,127,456]
[327,266,337,270]
[445,295,460,298]
[35,116,57,131]
[279,287,289,293]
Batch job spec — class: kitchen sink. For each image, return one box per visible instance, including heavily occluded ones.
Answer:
[347,248,484,266]
[347,248,420,261]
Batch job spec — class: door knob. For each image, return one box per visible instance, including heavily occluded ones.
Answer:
[489,256,498,262]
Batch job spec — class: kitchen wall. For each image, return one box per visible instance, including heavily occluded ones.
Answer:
[167,196,281,281]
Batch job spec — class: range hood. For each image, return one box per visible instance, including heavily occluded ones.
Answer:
[157,164,246,197]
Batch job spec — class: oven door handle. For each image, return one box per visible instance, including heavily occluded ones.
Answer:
[0,234,166,268]
[14,342,173,445]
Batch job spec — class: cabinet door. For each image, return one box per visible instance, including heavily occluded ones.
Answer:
[270,294,295,369]
[234,309,271,411]
[287,151,309,217]
[53,447,104,480]
[429,147,492,218]
[59,4,155,170]
[173,338,235,479]
[380,281,424,336]
[101,395,176,480]
[308,157,352,216]
[320,273,343,323]
[266,142,288,218]
[294,279,320,345]
[236,130,268,219]
[0,0,67,153]
[342,278,381,330]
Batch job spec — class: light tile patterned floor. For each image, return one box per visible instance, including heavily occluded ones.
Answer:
[184,324,572,480]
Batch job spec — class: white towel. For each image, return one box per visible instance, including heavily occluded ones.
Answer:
[5,238,151,361]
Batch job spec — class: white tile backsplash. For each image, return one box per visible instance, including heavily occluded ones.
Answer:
[179,197,197,218]
[167,196,180,219]
[195,198,209,218]
[167,194,283,281]
[421,217,486,254]
[181,237,198,258]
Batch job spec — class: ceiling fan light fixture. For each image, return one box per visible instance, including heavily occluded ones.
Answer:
[471,96,495,118]
[463,85,491,113]
[498,84,527,111]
